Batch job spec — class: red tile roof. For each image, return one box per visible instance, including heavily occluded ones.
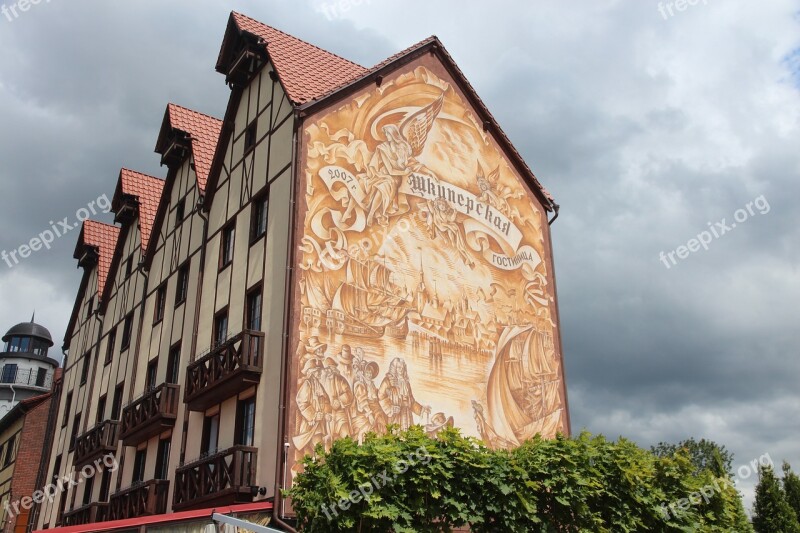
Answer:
[165,103,223,192]
[79,220,120,296]
[119,169,164,255]
[230,12,367,104]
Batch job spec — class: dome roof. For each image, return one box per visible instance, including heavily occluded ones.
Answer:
[3,321,54,346]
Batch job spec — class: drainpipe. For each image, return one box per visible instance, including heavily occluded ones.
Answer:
[547,202,560,226]
[271,113,301,533]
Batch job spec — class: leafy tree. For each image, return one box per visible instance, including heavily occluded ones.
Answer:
[288,427,753,532]
[783,462,800,523]
[651,438,733,477]
[753,464,800,533]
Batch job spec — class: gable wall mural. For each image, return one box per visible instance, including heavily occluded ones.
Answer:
[288,57,568,478]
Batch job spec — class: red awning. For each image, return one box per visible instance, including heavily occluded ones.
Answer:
[34,501,274,533]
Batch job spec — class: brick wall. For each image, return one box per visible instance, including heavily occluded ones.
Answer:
[7,396,52,533]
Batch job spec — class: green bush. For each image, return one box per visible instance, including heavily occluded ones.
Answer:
[287,427,751,532]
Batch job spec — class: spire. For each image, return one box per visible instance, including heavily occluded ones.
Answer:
[30,311,35,323]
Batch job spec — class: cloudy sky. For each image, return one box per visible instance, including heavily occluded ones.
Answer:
[0,0,797,511]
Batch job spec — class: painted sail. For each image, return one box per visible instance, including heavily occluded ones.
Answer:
[486,325,563,445]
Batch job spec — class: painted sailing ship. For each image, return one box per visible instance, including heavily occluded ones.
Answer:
[480,324,563,447]
[328,256,411,339]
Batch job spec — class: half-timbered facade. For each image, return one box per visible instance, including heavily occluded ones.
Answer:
[35,11,567,532]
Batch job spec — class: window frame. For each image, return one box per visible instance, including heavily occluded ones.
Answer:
[104,328,116,366]
[249,188,269,243]
[219,221,236,270]
[120,313,134,352]
[175,262,189,307]
[244,119,257,153]
[154,284,167,324]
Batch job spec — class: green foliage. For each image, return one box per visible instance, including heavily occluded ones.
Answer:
[651,438,733,477]
[784,462,800,523]
[753,464,800,533]
[288,428,752,532]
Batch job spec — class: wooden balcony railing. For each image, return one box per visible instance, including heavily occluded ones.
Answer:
[61,502,108,526]
[107,479,169,521]
[173,446,258,511]
[184,330,263,411]
[73,420,119,467]
[120,383,180,446]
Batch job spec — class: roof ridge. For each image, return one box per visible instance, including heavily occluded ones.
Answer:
[231,11,366,71]
[167,102,223,124]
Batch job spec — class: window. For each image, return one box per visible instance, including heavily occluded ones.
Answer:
[132,449,146,483]
[62,392,73,428]
[175,198,186,228]
[154,438,171,480]
[85,297,94,319]
[213,309,228,347]
[244,120,257,152]
[145,358,158,391]
[51,454,62,484]
[99,469,111,502]
[105,328,116,365]
[3,434,15,467]
[250,191,269,242]
[82,476,93,505]
[246,286,262,331]
[80,352,90,385]
[69,413,81,452]
[166,343,181,385]
[120,313,134,351]
[1,364,17,384]
[154,285,167,324]
[36,367,47,387]
[236,397,256,447]
[96,395,107,424]
[175,263,189,306]
[220,222,235,268]
[110,384,124,420]
[125,257,133,278]
[201,414,220,456]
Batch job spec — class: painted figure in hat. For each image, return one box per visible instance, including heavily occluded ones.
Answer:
[352,360,387,440]
[321,357,354,439]
[379,358,431,429]
[294,359,332,457]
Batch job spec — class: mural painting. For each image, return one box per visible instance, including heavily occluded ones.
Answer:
[289,64,567,474]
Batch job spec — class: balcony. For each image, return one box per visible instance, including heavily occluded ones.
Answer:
[61,502,108,526]
[73,420,120,467]
[173,446,257,511]
[184,330,263,411]
[120,383,180,446]
[0,366,52,390]
[107,479,170,521]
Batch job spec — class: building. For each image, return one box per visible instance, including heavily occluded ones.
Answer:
[0,320,59,420]
[34,11,569,532]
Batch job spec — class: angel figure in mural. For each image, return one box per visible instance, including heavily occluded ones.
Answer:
[361,95,445,225]
[378,358,431,429]
[293,359,332,457]
[424,196,475,267]
[475,163,525,224]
